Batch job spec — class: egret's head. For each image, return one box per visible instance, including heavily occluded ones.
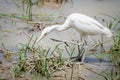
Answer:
[36,27,52,43]
[36,25,61,43]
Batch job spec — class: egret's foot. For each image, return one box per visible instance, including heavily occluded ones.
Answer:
[79,62,84,65]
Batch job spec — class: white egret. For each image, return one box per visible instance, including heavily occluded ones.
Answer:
[36,13,113,62]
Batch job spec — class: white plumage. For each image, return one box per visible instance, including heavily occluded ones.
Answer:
[36,13,113,42]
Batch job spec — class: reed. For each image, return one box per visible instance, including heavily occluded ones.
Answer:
[13,0,33,21]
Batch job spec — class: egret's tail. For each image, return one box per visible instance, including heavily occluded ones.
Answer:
[103,27,113,38]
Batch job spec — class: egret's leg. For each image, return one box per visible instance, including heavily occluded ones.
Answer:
[80,37,84,46]
[79,36,88,64]
[81,52,86,64]
[82,36,88,46]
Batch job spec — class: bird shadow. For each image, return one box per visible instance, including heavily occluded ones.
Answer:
[84,57,110,63]
[69,56,110,63]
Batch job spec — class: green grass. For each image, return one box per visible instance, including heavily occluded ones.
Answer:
[12,36,65,78]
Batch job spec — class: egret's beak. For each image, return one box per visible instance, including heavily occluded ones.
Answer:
[36,35,45,43]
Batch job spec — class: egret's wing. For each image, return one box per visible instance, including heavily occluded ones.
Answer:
[79,14,105,29]
[70,14,106,35]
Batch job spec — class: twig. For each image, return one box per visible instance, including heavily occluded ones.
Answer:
[64,46,70,56]
[70,63,74,80]
[18,30,35,42]
[0,49,16,54]
[50,38,82,46]
[1,43,16,54]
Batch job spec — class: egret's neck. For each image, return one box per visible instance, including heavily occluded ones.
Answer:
[50,24,66,31]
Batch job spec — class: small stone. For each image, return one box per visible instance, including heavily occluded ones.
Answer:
[0,61,2,64]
